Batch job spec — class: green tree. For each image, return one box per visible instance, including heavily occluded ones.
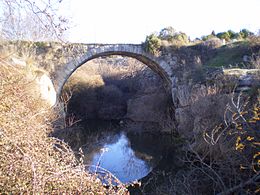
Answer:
[158,26,176,41]
[227,30,236,39]
[202,34,215,41]
[239,28,254,39]
[216,32,230,41]
[233,32,243,40]
[174,32,189,44]
[143,33,161,55]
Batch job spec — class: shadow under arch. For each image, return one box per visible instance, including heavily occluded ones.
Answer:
[52,44,173,98]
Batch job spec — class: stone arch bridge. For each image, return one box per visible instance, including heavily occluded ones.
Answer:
[52,44,173,96]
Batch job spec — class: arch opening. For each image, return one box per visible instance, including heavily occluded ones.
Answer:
[52,47,176,184]
[61,55,171,122]
[54,46,173,97]
[54,54,174,184]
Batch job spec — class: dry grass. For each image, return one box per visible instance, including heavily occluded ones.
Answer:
[0,58,127,194]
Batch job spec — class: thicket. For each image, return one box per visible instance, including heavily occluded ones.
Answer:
[142,27,190,55]
[0,58,127,194]
[178,93,260,194]
[143,27,258,57]
[139,90,260,195]
[202,29,254,41]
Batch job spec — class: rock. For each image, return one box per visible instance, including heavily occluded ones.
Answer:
[175,107,194,138]
[35,72,57,107]
[175,85,230,141]
[201,37,223,49]
[243,55,250,62]
[176,85,191,107]
[11,57,27,67]
[126,93,168,123]
[98,105,126,119]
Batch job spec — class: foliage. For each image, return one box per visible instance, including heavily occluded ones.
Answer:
[62,56,162,120]
[249,53,260,69]
[204,41,251,67]
[173,32,189,44]
[158,26,189,46]
[201,37,223,49]
[227,30,237,39]
[158,26,177,41]
[240,28,254,39]
[206,29,254,42]
[142,26,191,54]
[143,33,161,55]
[248,34,260,47]
[201,34,216,41]
[0,58,127,194]
[180,92,260,194]
[216,31,231,41]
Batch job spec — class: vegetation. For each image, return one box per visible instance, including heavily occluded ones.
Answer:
[205,41,251,67]
[143,26,260,70]
[143,33,161,55]
[178,93,260,194]
[143,27,190,54]
[140,28,260,194]
[201,29,254,41]
[0,58,127,194]
[0,0,68,41]
[0,15,259,193]
[62,57,164,121]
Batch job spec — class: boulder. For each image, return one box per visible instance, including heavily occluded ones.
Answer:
[126,93,168,123]
[35,72,57,107]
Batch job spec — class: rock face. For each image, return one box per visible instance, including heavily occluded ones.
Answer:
[175,93,230,139]
[126,93,168,123]
[172,68,260,143]
[35,72,57,107]
[1,53,57,107]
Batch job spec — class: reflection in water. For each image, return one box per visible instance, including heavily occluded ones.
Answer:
[52,120,170,184]
[86,133,152,184]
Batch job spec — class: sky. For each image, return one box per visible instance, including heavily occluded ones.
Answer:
[60,0,260,44]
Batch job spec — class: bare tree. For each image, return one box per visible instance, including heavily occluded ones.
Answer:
[0,0,69,41]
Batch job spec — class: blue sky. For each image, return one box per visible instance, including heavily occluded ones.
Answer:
[61,0,260,43]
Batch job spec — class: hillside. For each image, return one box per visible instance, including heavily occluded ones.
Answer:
[0,58,127,194]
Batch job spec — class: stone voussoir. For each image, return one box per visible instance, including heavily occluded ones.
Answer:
[53,44,173,97]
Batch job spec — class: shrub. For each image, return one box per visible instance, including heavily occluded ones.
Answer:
[250,53,260,69]
[174,92,260,194]
[216,31,231,41]
[0,59,127,194]
[248,35,260,47]
[240,28,254,39]
[227,30,236,39]
[158,27,176,40]
[201,34,216,41]
[201,37,223,49]
[143,33,161,55]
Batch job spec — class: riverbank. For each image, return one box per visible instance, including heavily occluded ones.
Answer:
[0,60,127,194]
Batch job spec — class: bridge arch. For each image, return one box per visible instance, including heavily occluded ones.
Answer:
[53,44,173,96]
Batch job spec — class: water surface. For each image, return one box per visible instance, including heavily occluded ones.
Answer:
[86,132,153,183]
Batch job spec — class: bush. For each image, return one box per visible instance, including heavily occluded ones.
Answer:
[240,29,254,39]
[174,92,260,194]
[216,31,231,41]
[248,35,260,47]
[201,34,216,41]
[143,33,161,55]
[201,37,223,49]
[0,60,127,194]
